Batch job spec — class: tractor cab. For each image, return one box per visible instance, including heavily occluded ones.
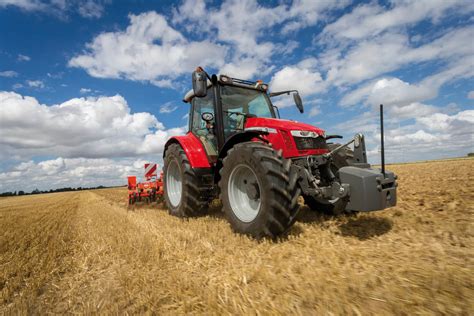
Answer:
[183,71,310,162]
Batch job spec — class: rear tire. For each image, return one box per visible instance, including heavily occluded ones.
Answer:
[163,143,208,217]
[219,142,300,239]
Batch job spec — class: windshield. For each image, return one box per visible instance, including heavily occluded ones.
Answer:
[220,85,275,118]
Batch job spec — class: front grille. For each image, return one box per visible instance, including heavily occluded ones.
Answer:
[293,136,327,150]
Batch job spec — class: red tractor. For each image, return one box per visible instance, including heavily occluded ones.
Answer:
[162,67,397,238]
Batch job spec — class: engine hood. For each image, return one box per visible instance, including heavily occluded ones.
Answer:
[244,117,325,136]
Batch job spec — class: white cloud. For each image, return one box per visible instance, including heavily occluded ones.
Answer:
[0,91,186,160]
[69,11,227,85]
[321,26,474,86]
[79,88,92,94]
[159,102,178,114]
[171,0,350,79]
[417,110,474,132]
[0,157,156,192]
[17,54,30,61]
[77,0,104,19]
[270,59,325,96]
[341,77,435,108]
[332,107,474,163]
[0,70,18,77]
[0,0,45,11]
[26,80,44,88]
[468,91,474,99]
[321,0,474,41]
[281,0,350,34]
[308,105,321,117]
[0,0,107,19]
[340,57,474,109]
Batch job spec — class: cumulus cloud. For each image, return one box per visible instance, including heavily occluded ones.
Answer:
[340,77,435,108]
[332,107,474,163]
[270,58,325,96]
[0,157,155,192]
[69,11,227,85]
[0,91,186,160]
[70,1,350,84]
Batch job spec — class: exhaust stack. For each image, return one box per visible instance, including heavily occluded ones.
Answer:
[380,104,385,177]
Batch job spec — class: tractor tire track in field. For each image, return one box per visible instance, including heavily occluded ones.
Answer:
[1,159,473,314]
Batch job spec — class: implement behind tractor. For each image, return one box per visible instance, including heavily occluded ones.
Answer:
[127,163,163,207]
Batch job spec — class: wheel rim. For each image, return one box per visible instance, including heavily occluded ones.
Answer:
[228,164,261,222]
[166,160,182,207]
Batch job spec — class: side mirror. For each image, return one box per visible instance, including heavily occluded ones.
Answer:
[293,92,304,113]
[192,68,207,98]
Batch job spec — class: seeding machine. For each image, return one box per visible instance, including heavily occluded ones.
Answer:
[127,163,164,207]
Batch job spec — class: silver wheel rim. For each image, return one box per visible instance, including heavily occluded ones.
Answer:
[166,160,182,207]
[228,164,261,222]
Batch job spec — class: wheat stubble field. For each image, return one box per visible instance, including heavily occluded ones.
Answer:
[1,159,473,314]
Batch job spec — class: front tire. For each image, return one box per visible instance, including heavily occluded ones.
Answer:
[163,143,208,217]
[219,142,300,239]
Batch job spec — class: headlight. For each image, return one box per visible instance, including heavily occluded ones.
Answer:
[290,130,327,150]
[290,130,319,138]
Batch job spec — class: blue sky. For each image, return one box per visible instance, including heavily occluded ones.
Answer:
[0,0,473,191]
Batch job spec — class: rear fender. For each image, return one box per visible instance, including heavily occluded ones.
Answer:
[164,133,211,168]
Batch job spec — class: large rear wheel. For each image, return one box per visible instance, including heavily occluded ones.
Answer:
[163,143,208,217]
[219,142,300,239]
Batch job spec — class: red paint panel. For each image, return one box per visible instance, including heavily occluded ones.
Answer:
[168,132,211,168]
[245,117,329,159]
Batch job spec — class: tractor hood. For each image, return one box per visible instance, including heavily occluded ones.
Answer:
[244,118,325,136]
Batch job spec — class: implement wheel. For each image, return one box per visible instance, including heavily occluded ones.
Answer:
[219,142,300,239]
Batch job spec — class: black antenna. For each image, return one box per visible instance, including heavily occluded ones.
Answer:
[380,104,385,177]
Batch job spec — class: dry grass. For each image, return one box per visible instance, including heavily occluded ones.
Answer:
[1,159,473,314]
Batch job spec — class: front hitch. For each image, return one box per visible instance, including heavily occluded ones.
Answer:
[324,133,368,165]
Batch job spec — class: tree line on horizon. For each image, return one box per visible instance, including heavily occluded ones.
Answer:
[0,185,125,197]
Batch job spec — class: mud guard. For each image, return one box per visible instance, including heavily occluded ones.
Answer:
[164,133,211,168]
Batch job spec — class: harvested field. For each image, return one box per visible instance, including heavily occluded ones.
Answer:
[1,159,473,314]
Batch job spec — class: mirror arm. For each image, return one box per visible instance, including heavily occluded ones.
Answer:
[196,66,212,81]
[269,90,298,97]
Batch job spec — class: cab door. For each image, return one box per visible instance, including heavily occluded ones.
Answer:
[190,90,218,162]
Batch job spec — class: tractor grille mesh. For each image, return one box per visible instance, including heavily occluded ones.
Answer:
[293,136,327,150]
